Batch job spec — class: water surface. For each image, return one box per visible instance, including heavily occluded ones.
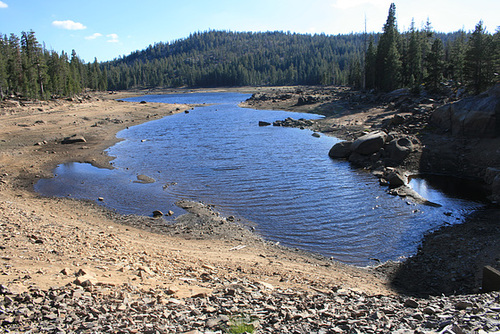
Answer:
[36,92,482,265]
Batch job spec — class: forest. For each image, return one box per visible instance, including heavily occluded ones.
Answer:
[0,3,499,99]
[0,31,107,100]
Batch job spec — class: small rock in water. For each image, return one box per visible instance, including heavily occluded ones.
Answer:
[135,174,156,184]
[153,210,163,217]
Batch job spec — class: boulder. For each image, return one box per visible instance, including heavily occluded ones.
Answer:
[258,121,271,126]
[386,137,413,161]
[384,168,407,188]
[431,84,500,138]
[61,135,86,144]
[351,131,387,155]
[328,141,352,159]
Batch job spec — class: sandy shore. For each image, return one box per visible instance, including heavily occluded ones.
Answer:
[0,90,391,296]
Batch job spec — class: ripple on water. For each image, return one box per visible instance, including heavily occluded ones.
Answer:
[35,93,484,265]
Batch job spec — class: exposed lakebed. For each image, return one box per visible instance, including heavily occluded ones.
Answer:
[36,93,483,265]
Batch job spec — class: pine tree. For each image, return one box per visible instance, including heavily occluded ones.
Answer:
[447,30,467,85]
[364,36,376,89]
[0,36,7,98]
[375,3,402,91]
[425,38,445,92]
[20,31,49,99]
[406,19,423,90]
[465,21,494,94]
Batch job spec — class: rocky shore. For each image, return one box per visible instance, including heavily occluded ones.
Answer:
[0,87,499,333]
[2,278,499,333]
[243,85,500,296]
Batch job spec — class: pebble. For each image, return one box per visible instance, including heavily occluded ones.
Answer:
[0,282,498,333]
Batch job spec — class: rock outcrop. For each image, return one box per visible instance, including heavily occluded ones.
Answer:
[431,84,500,138]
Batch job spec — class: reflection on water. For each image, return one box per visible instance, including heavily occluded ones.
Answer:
[35,93,484,265]
[409,175,489,204]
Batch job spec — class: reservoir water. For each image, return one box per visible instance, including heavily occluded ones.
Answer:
[35,92,483,265]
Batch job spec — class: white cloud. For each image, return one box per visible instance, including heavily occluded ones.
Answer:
[106,33,119,43]
[52,20,87,30]
[0,1,8,8]
[85,33,103,40]
[332,0,391,9]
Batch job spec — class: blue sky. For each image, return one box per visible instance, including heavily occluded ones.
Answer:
[0,0,498,62]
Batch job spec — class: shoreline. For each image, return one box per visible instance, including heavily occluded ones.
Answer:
[0,89,392,293]
[2,87,500,332]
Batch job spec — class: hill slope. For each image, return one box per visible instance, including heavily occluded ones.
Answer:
[103,30,367,89]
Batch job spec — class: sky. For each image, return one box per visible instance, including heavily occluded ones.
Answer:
[0,0,498,62]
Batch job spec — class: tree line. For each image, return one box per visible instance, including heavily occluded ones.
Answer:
[103,30,366,90]
[104,16,499,95]
[1,6,499,100]
[366,3,499,95]
[0,30,107,100]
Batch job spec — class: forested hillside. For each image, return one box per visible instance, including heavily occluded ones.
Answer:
[0,31,106,100]
[103,14,499,94]
[103,30,367,90]
[1,3,498,99]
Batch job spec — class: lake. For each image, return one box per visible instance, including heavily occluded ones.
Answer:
[35,92,482,265]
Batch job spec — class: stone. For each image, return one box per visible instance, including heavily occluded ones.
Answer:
[404,298,419,308]
[455,301,473,310]
[61,135,86,144]
[482,266,500,292]
[329,141,352,159]
[386,137,413,161]
[258,121,271,126]
[74,274,97,287]
[60,268,71,276]
[134,174,156,184]
[431,84,500,138]
[152,210,163,218]
[385,169,407,187]
[351,131,387,155]
[312,132,321,138]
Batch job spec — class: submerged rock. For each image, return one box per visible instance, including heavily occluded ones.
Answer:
[134,174,156,184]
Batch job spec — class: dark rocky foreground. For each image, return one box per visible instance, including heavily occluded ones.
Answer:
[1,280,500,333]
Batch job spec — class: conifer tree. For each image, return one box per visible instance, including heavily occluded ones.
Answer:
[465,21,494,94]
[447,30,467,85]
[375,3,402,91]
[406,19,423,90]
[425,38,445,92]
[364,36,377,89]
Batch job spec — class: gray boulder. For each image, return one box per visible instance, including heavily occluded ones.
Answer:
[386,137,413,161]
[384,168,407,188]
[328,141,352,159]
[431,84,500,138]
[351,131,387,155]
